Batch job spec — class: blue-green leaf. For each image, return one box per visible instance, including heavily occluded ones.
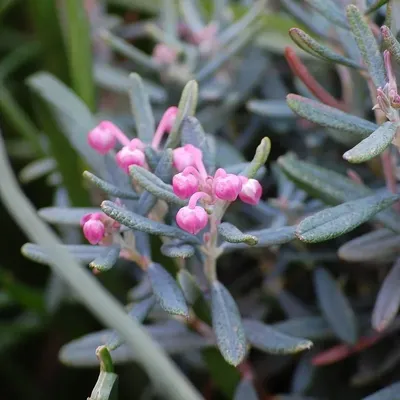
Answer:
[296,193,400,243]
[287,94,377,139]
[314,268,358,344]
[38,207,101,225]
[362,382,400,400]
[241,137,271,179]
[304,0,349,29]
[89,246,120,272]
[218,222,258,246]
[177,269,201,305]
[101,200,200,244]
[147,262,189,317]
[346,4,386,88]
[343,122,398,163]
[233,379,258,400]
[243,319,312,354]
[211,281,247,366]
[161,241,195,259]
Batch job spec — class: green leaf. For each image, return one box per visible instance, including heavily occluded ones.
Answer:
[296,192,400,243]
[89,246,120,272]
[247,99,295,119]
[63,0,95,110]
[128,73,155,143]
[147,262,189,317]
[38,207,101,225]
[365,0,389,15]
[165,80,198,149]
[362,382,400,400]
[381,25,400,65]
[278,153,400,233]
[211,281,247,366]
[107,296,156,350]
[313,268,358,344]
[304,0,349,29]
[233,379,258,400]
[101,200,200,244]
[372,257,400,332]
[338,229,400,262]
[177,269,201,305]
[222,226,296,252]
[287,94,377,139]
[243,319,312,354]
[218,222,258,246]
[346,5,386,88]
[343,122,398,163]
[289,28,363,69]
[83,171,138,200]
[241,137,271,179]
[21,243,105,265]
[26,72,104,174]
[161,242,195,259]
[181,116,214,173]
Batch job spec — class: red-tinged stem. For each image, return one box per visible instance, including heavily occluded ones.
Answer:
[284,47,346,111]
[347,169,364,185]
[312,335,380,366]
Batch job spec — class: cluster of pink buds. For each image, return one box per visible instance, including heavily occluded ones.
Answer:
[80,212,120,245]
[87,107,178,173]
[172,145,262,234]
[374,50,400,121]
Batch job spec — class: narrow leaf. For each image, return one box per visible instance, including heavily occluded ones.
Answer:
[233,379,258,400]
[38,207,101,225]
[21,243,105,265]
[161,241,195,259]
[289,28,363,69]
[181,116,213,173]
[247,99,295,119]
[211,281,247,366]
[314,268,358,344]
[346,5,386,88]
[107,296,156,350]
[243,319,313,354]
[338,229,400,262]
[304,0,349,29]
[147,262,189,317]
[177,269,201,305]
[296,193,400,243]
[278,153,400,233]
[381,25,400,64]
[165,80,198,149]
[362,382,400,400]
[222,226,296,252]
[129,73,155,143]
[218,222,258,246]
[83,171,138,199]
[89,245,121,272]
[101,200,200,244]
[241,137,271,179]
[287,94,377,139]
[19,158,56,183]
[272,316,335,341]
[365,0,389,15]
[372,257,400,332]
[343,122,398,163]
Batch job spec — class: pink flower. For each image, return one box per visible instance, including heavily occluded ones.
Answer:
[176,205,208,234]
[173,144,202,172]
[153,44,178,65]
[239,177,262,205]
[172,172,199,199]
[82,218,105,245]
[88,121,117,154]
[115,146,145,173]
[151,107,179,149]
[213,169,242,201]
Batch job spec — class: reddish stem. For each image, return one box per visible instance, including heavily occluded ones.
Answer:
[284,47,346,111]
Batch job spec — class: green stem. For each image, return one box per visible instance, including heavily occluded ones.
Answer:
[0,132,202,400]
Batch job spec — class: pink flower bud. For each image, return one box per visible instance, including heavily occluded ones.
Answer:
[213,169,242,201]
[128,138,145,150]
[116,146,145,173]
[173,172,199,199]
[82,218,105,245]
[239,178,262,205]
[176,205,208,234]
[153,44,178,65]
[173,144,202,172]
[88,121,117,154]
